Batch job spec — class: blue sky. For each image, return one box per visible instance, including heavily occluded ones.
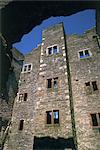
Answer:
[13,9,95,54]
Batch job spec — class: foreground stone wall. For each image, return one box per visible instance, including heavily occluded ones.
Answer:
[67,28,100,150]
[0,48,24,149]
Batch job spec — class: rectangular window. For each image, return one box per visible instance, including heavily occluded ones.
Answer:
[92,81,98,91]
[91,113,100,127]
[46,111,52,124]
[46,110,59,125]
[19,94,23,101]
[47,79,52,88]
[28,64,31,71]
[47,45,59,55]
[85,81,98,94]
[79,49,91,59]
[54,77,58,89]
[19,120,24,130]
[53,46,58,54]
[79,51,84,58]
[48,47,52,55]
[24,65,27,72]
[85,50,90,56]
[22,64,32,73]
[47,77,58,92]
[24,93,27,101]
[53,110,59,124]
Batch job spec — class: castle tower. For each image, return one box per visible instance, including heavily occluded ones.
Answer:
[5,23,74,150]
[67,28,100,150]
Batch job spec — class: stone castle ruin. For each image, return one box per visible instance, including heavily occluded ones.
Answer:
[0,23,100,150]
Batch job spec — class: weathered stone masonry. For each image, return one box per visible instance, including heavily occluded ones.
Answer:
[4,23,100,150]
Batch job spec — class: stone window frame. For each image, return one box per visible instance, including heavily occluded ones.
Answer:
[90,113,100,128]
[46,44,59,56]
[85,80,98,94]
[18,119,24,131]
[46,110,60,125]
[47,77,59,92]
[19,93,28,102]
[78,48,92,59]
[22,63,33,73]
[19,93,24,101]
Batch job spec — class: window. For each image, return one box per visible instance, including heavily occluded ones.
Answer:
[46,110,59,125]
[19,93,28,101]
[19,120,24,130]
[28,64,31,71]
[90,113,100,127]
[79,49,91,59]
[47,79,52,88]
[92,81,98,91]
[48,47,52,55]
[85,82,90,86]
[47,77,58,91]
[24,65,27,72]
[19,94,23,101]
[53,46,58,54]
[85,81,98,94]
[53,77,58,89]
[46,111,52,124]
[24,93,27,101]
[47,45,59,55]
[22,63,32,73]
[53,110,59,124]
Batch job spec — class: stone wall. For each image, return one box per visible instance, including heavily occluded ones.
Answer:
[4,24,100,150]
[5,23,74,150]
[67,28,100,150]
[0,48,24,149]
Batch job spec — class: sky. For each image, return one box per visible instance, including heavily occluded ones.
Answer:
[13,9,95,54]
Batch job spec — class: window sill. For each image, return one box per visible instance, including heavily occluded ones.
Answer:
[45,124,60,127]
[92,126,100,129]
[79,56,91,59]
[21,71,31,74]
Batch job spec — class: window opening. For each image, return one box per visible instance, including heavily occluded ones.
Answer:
[79,49,91,59]
[47,79,52,88]
[54,77,58,89]
[85,82,90,86]
[92,81,98,91]
[19,94,23,101]
[47,45,59,55]
[46,111,52,124]
[85,50,90,56]
[79,51,84,58]
[53,110,59,124]
[46,110,59,125]
[48,47,52,55]
[24,65,27,72]
[22,64,32,73]
[24,93,27,101]
[19,120,24,130]
[91,113,100,127]
[28,64,31,71]
[53,46,58,54]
